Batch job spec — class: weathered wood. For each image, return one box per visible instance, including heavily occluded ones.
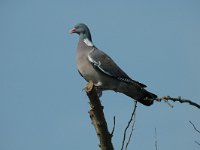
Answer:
[85,81,114,150]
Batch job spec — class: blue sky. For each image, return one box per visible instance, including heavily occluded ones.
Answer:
[0,0,200,150]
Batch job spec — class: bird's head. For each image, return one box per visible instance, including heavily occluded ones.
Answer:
[70,23,92,41]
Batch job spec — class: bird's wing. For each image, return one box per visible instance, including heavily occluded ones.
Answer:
[88,48,147,88]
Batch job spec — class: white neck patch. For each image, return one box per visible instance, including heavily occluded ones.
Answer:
[84,38,93,46]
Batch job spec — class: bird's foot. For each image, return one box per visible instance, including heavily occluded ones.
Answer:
[83,80,94,92]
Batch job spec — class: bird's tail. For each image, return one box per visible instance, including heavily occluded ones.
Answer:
[137,90,157,106]
[117,82,157,106]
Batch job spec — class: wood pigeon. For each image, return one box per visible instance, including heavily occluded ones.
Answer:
[70,23,157,106]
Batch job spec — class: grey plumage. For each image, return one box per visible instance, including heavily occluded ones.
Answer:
[70,23,157,106]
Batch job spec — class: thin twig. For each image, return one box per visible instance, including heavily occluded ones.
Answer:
[164,100,174,108]
[189,121,200,147]
[121,101,137,150]
[154,128,158,150]
[195,141,200,146]
[125,106,136,150]
[111,116,116,137]
[189,121,200,134]
[150,96,200,109]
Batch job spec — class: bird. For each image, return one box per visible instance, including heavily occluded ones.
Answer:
[70,23,157,106]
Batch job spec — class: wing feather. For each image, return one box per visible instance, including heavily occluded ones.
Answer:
[88,48,147,88]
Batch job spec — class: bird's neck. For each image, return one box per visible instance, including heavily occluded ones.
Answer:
[79,32,92,42]
[79,33,93,47]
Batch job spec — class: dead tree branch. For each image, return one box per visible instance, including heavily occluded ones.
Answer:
[189,121,200,147]
[125,107,137,150]
[154,128,158,150]
[195,141,200,146]
[189,121,200,134]
[83,80,199,150]
[150,96,200,109]
[85,81,114,150]
[121,101,137,150]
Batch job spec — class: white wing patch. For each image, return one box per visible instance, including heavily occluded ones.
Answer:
[84,38,93,46]
[88,54,98,64]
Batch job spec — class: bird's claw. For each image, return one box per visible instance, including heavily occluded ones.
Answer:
[83,80,94,92]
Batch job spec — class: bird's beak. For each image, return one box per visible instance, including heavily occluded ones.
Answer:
[69,28,76,34]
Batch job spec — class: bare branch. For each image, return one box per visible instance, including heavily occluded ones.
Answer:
[85,81,114,150]
[189,121,200,147]
[150,96,200,109]
[121,101,137,150]
[189,121,200,134]
[125,106,136,150]
[195,141,200,146]
[84,80,199,150]
[154,128,158,150]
